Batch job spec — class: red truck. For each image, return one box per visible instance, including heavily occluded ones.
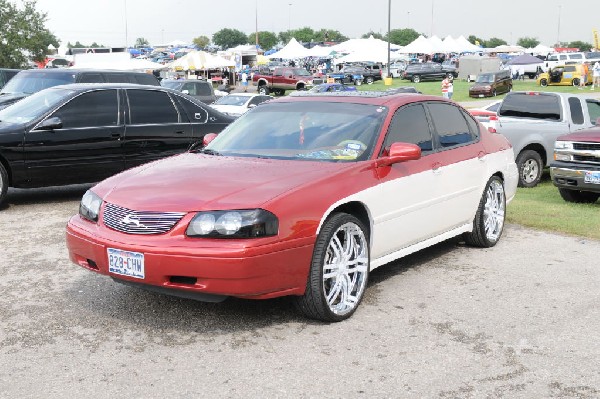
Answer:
[551,125,600,203]
[252,67,314,96]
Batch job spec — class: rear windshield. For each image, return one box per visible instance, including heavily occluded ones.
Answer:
[499,93,561,121]
[1,71,75,95]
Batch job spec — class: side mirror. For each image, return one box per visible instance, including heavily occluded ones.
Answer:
[202,133,218,146]
[376,142,421,167]
[248,104,257,109]
[182,89,189,95]
[36,116,62,131]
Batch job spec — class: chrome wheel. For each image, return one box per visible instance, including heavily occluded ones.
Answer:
[483,179,505,242]
[521,158,539,185]
[322,222,369,316]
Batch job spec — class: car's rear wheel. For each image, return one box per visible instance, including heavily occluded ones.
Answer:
[492,89,497,97]
[0,163,7,207]
[464,176,506,248]
[295,213,369,322]
[354,79,363,86]
[558,188,600,203]
[446,73,454,81]
[516,150,543,188]
[365,76,374,84]
[572,78,580,86]
[258,86,269,95]
[412,75,420,83]
[540,78,548,87]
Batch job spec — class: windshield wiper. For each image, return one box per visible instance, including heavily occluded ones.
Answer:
[200,148,222,156]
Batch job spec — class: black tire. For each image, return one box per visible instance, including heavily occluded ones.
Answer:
[492,89,497,97]
[540,78,548,87]
[0,162,7,207]
[258,86,269,95]
[516,150,543,188]
[446,73,454,81]
[354,79,363,86]
[295,212,370,322]
[412,75,420,83]
[365,76,374,84]
[508,84,513,92]
[572,78,580,87]
[464,176,506,248]
[558,188,600,203]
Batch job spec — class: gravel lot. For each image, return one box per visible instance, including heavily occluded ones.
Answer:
[0,185,598,398]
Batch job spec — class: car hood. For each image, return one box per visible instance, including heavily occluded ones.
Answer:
[0,93,27,107]
[98,153,353,212]
[557,128,600,142]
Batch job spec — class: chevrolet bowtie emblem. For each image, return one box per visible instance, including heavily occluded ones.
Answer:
[122,214,145,228]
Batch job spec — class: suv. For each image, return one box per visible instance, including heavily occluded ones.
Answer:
[402,62,458,83]
[161,79,217,104]
[469,70,512,97]
[0,68,159,110]
[0,68,20,90]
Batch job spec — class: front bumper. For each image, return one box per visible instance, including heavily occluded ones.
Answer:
[66,215,314,301]
[550,162,600,193]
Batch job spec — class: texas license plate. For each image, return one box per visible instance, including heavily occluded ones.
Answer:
[584,171,600,184]
[107,248,145,279]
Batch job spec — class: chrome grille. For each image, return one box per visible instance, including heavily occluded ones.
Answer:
[103,203,186,235]
[573,142,600,151]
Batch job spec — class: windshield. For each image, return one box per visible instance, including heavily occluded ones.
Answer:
[0,87,73,124]
[476,74,494,83]
[205,101,387,162]
[1,72,75,95]
[214,95,250,106]
[160,81,180,89]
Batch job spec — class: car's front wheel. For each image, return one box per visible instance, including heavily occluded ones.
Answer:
[464,176,506,247]
[258,86,269,95]
[572,78,580,87]
[516,150,543,187]
[0,162,7,207]
[295,213,369,322]
[540,78,548,87]
[446,73,454,81]
[365,76,374,84]
[412,75,420,83]
[558,188,600,203]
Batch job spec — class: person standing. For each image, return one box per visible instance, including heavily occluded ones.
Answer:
[241,71,248,92]
[579,62,589,89]
[441,77,453,99]
[592,61,600,90]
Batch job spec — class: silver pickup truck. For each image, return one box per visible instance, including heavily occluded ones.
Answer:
[495,92,600,187]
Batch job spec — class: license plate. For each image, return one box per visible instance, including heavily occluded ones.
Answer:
[584,171,600,184]
[107,248,145,279]
[478,94,484,98]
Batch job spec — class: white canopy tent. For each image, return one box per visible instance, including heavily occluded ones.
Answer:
[267,38,312,59]
[397,35,434,54]
[167,51,235,71]
[72,52,163,71]
[528,44,555,55]
[330,36,402,53]
[307,45,336,57]
[455,36,482,52]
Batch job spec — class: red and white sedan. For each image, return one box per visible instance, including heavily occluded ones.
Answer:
[66,92,518,322]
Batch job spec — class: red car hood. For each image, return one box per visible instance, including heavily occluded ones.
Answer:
[558,127,600,143]
[98,153,352,212]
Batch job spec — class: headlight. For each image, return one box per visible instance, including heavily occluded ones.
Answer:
[555,141,573,150]
[79,190,102,222]
[186,209,278,238]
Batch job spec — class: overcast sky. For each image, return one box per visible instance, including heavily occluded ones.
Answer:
[35,0,598,48]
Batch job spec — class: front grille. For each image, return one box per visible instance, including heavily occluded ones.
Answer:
[573,155,600,163]
[103,203,186,235]
[573,142,600,151]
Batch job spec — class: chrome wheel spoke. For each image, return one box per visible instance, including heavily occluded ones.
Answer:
[483,181,505,241]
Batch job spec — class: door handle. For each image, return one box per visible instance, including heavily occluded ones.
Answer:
[478,151,487,161]
[174,130,185,134]
[432,162,442,174]
[111,133,121,139]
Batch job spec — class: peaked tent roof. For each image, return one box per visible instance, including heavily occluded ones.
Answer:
[397,35,433,54]
[505,54,544,65]
[267,38,311,59]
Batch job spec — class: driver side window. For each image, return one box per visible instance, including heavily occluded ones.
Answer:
[50,90,118,129]
[383,104,433,153]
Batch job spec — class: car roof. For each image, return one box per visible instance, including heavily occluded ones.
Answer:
[49,83,180,92]
[17,68,149,75]
[275,91,444,107]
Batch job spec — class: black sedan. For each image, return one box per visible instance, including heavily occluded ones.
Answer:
[402,62,458,83]
[0,83,233,206]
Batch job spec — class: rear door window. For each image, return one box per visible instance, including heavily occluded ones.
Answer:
[568,97,584,125]
[427,103,476,148]
[127,89,179,124]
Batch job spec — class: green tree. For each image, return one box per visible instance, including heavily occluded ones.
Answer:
[290,27,315,43]
[385,29,420,46]
[212,28,248,50]
[487,37,508,48]
[314,29,347,42]
[135,37,150,47]
[467,35,485,47]
[0,0,59,68]
[567,41,593,51]
[247,31,278,51]
[192,35,210,49]
[361,31,383,40]
[278,31,292,45]
[517,37,540,48]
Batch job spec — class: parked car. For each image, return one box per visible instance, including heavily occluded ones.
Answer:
[0,68,160,110]
[252,67,314,95]
[495,91,600,187]
[388,61,408,78]
[161,79,217,104]
[210,93,272,117]
[468,70,512,98]
[0,83,233,206]
[537,64,593,87]
[402,62,458,83]
[307,83,358,93]
[0,68,20,90]
[340,65,381,84]
[66,91,518,322]
[467,100,502,130]
[551,128,600,203]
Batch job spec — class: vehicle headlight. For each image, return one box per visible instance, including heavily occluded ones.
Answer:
[554,141,573,150]
[79,190,103,222]
[186,209,278,238]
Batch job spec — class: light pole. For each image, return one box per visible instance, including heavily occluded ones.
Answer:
[407,11,410,28]
[124,0,128,48]
[288,3,292,32]
[430,0,434,37]
[387,0,391,78]
[255,0,259,48]
[556,5,562,47]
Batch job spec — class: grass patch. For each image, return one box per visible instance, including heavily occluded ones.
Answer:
[359,77,593,103]
[506,175,600,240]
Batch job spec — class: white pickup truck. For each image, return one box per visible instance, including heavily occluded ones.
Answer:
[494,92,600,187]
